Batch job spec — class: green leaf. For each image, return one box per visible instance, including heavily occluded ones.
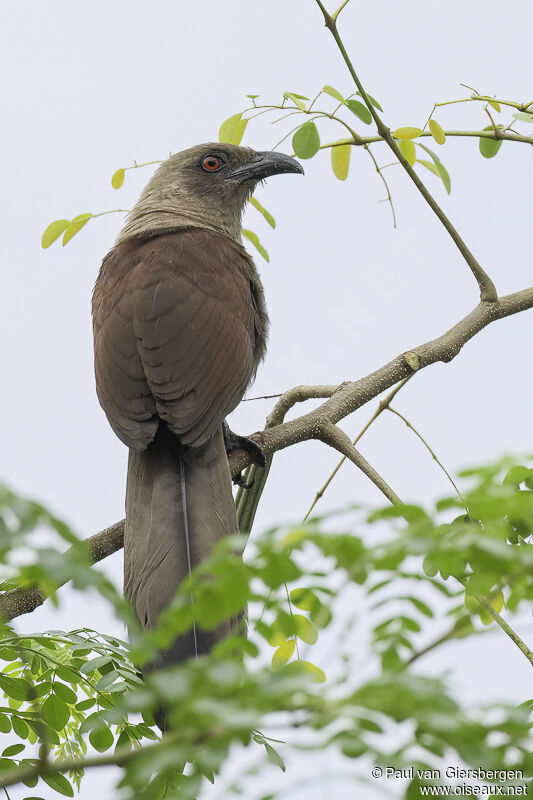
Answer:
[41,219,70,249]
[290,588,318,611]
[417,142,442,164]
[62,213,92,246]
[345,99,372,124]
[0,715,11,733]
[417,159,451,194]
[0,675,31,701]
[246,94,260,99]
[512,111,533,123]
[284,92,308,110]
[12,716,28,739]
[479,125,503,158]
[401,595,434,618]
[272,639,296,667]
[285,92,310,100]
[249,196,276,228]
[294,615,318,645]
[89,723,114,752]
[80,655,112,674]
[398,139,416,166]
[111,168,125,189]
[488,99,501,113]
[242,229,269,262]
[394,127,423,140]
[265,743,286,772]
[2,743,24,756]
[331,142,351,180]
[429,119,446,145]
[41,694,70,731]
[490,589,504,614]
[292,121,320,158]
[75,698,95,712]
[219,113,247,145]
[115,728,132,755]
[53,683,77,704]
[42,773,74,797]
[356,90,383,111]
[95,669,120,691]
[323,85,345,103]
[300,660,326,683]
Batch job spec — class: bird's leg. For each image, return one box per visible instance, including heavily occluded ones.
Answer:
[223,421,266,488]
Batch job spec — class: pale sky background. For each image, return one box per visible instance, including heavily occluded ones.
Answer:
[1,1,533,798]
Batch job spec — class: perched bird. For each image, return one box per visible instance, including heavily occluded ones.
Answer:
[92,143,303,678]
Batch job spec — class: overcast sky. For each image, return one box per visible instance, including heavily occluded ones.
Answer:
[1,1,533,797]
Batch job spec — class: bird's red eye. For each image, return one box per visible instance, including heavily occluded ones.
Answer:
[202,155,222,172]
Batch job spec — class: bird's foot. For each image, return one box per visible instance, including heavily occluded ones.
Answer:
[233,473,255,490]
[223,423,266,489]
[223,424,266,468]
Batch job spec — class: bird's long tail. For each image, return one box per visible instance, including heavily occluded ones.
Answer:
[124,425,239,671]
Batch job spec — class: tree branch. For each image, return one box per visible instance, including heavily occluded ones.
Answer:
[317,420,402,505]
[318,130,533,150]
[2,288,532,623]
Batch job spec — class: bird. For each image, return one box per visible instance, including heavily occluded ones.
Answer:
[92,143,303,684]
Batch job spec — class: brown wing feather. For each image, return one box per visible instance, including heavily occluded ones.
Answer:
[93,228,260,450]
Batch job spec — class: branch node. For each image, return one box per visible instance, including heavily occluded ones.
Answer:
[404,351,420,371]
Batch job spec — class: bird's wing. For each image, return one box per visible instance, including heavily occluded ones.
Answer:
[93,228,257,450]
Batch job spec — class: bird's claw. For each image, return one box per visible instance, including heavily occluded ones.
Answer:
[223,423,266,468]
[232,472,255,490]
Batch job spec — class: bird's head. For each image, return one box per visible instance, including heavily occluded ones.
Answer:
[117,143,304,244]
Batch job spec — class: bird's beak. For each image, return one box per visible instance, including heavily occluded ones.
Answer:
[228,151,304,184]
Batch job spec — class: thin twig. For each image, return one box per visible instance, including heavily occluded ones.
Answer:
[387,406,468,510]
[312,2,498,302]
[303,378,410,520]
[475,596,533,667]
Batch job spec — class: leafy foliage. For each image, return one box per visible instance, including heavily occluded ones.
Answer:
[0,457,532,797]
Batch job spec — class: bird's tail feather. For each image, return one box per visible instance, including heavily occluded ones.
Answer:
[124,425,238,671]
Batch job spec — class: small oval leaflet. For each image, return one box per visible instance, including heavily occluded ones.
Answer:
[300,660,326,683]
[242,229,269,262]
[479,125,503,158]
[62,213,92,247]
[356,90,383,111]
[346,99,372,125]
[111,168,125,189]
[292,121,320,159]
[331,141,351,180]
[294,614,318,645]
[249,196,276,228]
[429,119,446,145]
[43,772,74,798]
[417,159,451,194]
[41,694,70,732]
[323,84,345,103]
[219,113,248,146]
[394,127,423,140]
[41,219,70,249]
[90,722,114,752]
[512,111,533,123]
[272,639,296,667]
[398,139,416,167]
[284,91,308,111]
